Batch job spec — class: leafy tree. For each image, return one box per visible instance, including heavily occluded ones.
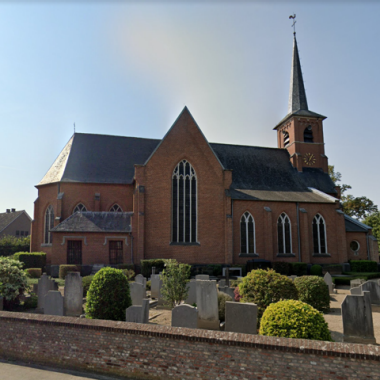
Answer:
[0,235,30,256]
[363,212,380,240]
[328,165,378,220]
[160,259,191,308]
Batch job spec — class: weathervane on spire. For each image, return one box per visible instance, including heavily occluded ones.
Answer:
[289,14,296,35]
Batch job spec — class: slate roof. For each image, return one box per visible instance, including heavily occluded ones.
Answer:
[0,210,31,233]
[344,214,371,233]
[298,167,337,195]
[51,212,132,233]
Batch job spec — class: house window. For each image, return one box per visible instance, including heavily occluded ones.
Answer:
[109,241,123,264]
[172,160,197,243]
[313,214,327,254]
[44,205,54,244]
[283,131,290,147]
[16,230,20,236]
[350,240,360,256]
[277,213,292,254]
[20,231,24,236]
[73,203,87,214]
[110,204,123,212]
[240,212,255,254]
[67,240,82,264]
[304,125,313,143]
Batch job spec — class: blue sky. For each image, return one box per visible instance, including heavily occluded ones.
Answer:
[0,1,379,218]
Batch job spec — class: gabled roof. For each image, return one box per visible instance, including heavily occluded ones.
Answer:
[298,167,337,195]
[344,214,371,233]
[51,212,132,233]
[0,210,31,233]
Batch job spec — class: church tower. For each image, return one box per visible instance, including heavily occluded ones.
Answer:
[274,34,328,173]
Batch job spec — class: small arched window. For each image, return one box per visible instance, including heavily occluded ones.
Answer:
[313,214,327,254]
[283,131,290,147]
[73,203,87,214]
[304,125,313,143]
[172,160,197,243]
[44,205,54,244]
[110,204,123,212]
[277,213,292,254]
[240,212,255,254]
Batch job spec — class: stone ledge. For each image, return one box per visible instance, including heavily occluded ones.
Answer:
[0,311,379,361]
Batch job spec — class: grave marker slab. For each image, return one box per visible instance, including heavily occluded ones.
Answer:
[218,286,235,300]
[64,272,83,316]
[196,280,219,330]
[324,272,333,294]
[350,279,365,289]
[135,274,147,287]
[141,299,149,324]
[350,281,380,305]
[225,302,257,334]
[151,275,161,299]
[130,282,146,306]
[126,306,143,323]
[172,304,198,329]
[44,291,64,316]
[195,275,210,280]
[37,274,56,310]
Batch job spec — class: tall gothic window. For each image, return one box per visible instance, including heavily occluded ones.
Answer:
[240,212,255,254]
[313,214,327,254]
[277,213,292,254]
[110,204,123,212]
[304,125,313,143]
[73,203,87,214]
[172,160,197,243]
[44,205,54,244]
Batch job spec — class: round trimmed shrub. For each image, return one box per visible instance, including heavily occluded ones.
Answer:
[239,269,298,324]
[218,291,232,322]
[82,275,94,297]
[59,265,80,279]
[294,276,330,313]
[259,300,332,341]
[85,267,132,321]
[310,265,322,276]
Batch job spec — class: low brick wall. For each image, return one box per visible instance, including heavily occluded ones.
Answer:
[0,311,380,379]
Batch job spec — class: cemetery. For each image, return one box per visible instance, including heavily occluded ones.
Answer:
[1,255,380,378]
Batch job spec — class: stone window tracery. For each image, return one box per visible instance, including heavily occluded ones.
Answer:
[44,205,54,244]
[110,204,123,212]
[73,203,87,214]
[313,214,327,254]
[240,212,255,254]
[277,213,292,254]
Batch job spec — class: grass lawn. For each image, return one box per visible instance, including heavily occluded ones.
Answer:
[27,277,65,287]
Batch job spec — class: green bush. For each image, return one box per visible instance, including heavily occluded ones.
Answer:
[14,252,46,270]
[26,268,42,279]
[218,291,232,322]
[239,269,298,325]
[350,260,378,273]
[294,276,330,313]
[290,262,307,276]
[141,259,166,278]
[116,264,135,271]
[82,275,94,297]
[24,294,38,309]
[310,265,323,276]
[344,272,380,280]
[146,280,151,291]
[122,269,135,281]
[259,300,332,341]
[0,235,30,256]
[85,267,132,321]
[332,277,355,286]
[59,265,81,279]
[272,262,291,276]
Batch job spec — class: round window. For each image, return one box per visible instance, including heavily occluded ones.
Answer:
[350,240,360,253]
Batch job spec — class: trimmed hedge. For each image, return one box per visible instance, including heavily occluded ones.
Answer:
[259,300,332,341]
[218,291,232,322]
[59,265,80,279]
[294,276,330,313]
[141,259,165,278]
[14,252,46,270]
[117,264,135,271]
[310,265,323,276]
[332,277,355,286]
[272,262,291,276]
[290,262,307,276]
[350,260,378,273]
[26,268,42,279]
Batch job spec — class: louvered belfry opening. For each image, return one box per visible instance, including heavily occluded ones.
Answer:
[304,125,313,143]
[172,160,197,243]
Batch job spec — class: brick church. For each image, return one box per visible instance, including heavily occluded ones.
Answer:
[31,35,378,267]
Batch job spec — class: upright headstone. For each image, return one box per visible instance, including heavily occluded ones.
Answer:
[44,291,64,316]
[126,306,143,323]
[37,274,56,310]
[350,281,380,305]
[185,279,197,305]
[218,286,235,300]
[225,302,257,334]
[342,291,376,344]
[130,282,146,306]
[135,274,147,287]
[350,279,365,289]
[141,299,149,324]
[64,272,83,316]
[196,280,219,330]
[195,274,210,280]
[218,279,226,288]
[172,304,198,329]
[324,272,333,294]
[50,265,60,278]
[225,268,230,287]
[151,274,161,299]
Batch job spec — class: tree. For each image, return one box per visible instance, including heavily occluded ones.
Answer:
[0,235,30,256]
[363,212,380,240]
[328,165,378,220]
[160,259,191,308]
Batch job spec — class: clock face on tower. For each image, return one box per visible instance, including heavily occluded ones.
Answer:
[303,153,316,166]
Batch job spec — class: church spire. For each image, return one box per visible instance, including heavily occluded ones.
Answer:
[288,35,308,114]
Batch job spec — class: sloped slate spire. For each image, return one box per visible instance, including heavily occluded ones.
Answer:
[288,36,308,113]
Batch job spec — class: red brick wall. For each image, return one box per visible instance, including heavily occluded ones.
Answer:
[0,312,379,380]
[346,231,371,261]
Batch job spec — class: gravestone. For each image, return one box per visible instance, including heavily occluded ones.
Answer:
[218,279,226,288]
[350,279,365,289]
[44,291,64,316]
[287,275,297,281]
[151,275,161,299]
[135,274,147,287]
[37,274,57,310]
[33,284,38,294]
[342,291,376,344]
[324,272,333,294]
[195,274,210,280]
[225,302,257,334]
[0,296,3,311]
[172,304,198,329]
[141,299,149,324]
[185,279,197,305]
[64,272,83,316]
[196,280,219,330]
[350,281,380,305]
[130,282,146,306]
[50,265,60,278]
[218,286,235,300]
[126,299,150,324]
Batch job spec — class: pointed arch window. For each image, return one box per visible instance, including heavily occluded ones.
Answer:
[44,205,54,244]
[240,212,255,254]
[313,214,327,254]
[73,203,87,214]
[110,204,123,212]
[277,213,292,254]
[304,125,313,143]
[283,131,290,147]
[172,160,197,243]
